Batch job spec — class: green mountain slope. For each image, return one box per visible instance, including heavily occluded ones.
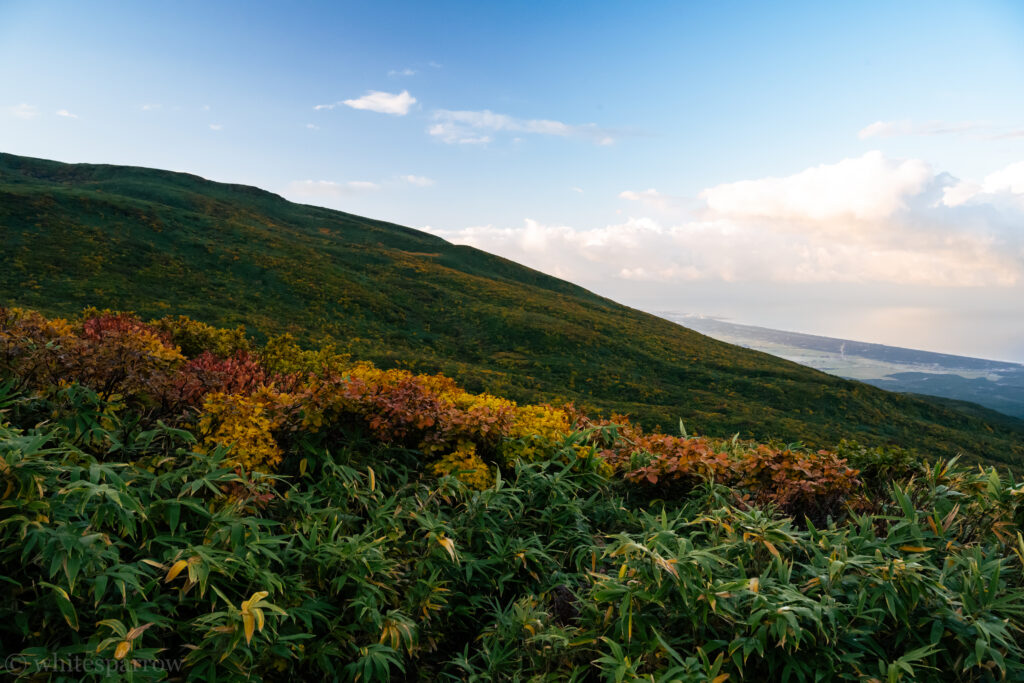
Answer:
[2,152,1022,466]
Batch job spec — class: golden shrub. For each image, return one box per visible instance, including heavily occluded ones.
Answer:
[499,404,571,465]
[197,387,295,471]
[429,441,495,490]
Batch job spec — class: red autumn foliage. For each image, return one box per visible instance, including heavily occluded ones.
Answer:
[2,307,864,520]
[171,350,270,407]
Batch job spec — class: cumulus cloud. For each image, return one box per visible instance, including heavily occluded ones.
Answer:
[286,179,381,198]
[858,119,986,139]
[314,90,416,115]
[402,174,434,187]
[55,109,78,119]
[426,153,1024,290]
[700,151,933,223]
[982,161,1024,194]
[7,103,38,119]
[940,161,1024,207]
[429,109,615,145]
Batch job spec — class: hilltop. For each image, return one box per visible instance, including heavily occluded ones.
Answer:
[2,152,1023,466]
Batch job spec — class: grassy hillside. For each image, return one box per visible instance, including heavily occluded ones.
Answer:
[2,152,1023,467]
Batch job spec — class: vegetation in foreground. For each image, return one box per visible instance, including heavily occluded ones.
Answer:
[3,152,1024,468]
[2,308,1023,681]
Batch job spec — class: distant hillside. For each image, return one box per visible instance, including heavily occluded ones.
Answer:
[2,152,1023,467]
[672,315,1024,420]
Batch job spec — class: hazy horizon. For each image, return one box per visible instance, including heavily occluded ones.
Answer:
[3,0,1023,362]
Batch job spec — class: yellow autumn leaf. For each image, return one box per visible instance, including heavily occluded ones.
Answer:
[899,546,933,553]
[655,556,679,579]
[243,612,255,644]
[712,674,730,683]
[437,535,457,562]
[241,590,269,611]
[125,623,154,641]
[748,577,760,593]
[165,559,188,583]
[114,640,131,660]
[368,467,376,492]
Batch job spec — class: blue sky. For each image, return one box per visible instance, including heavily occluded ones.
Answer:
[3,1,1024,360]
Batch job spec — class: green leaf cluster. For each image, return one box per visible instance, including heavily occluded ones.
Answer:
[1,384,1022,681]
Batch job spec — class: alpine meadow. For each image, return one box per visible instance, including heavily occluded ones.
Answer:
[3,1,1024,681]
[2,154,1024,681]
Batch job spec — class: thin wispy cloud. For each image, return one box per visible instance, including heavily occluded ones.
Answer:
[429,109,615,145]
[619,188,679,212]
[305,123,319,130]
[402,174,435,187]
[287,179,381,198]
[987,128,1024,140]
[7,103,38,119]
[208,123,224,131]
[140,103,161,111]
[857,119,986,140]
[316,90,416,115]
[388,68,416,77]
[55,109,78,119]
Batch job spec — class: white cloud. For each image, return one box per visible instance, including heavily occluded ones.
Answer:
[388,68,416,77]
[286,180,381,198]
[939,160,1024,207]
[425,153,1024,290]
[140,103,161,111]
[428,122,491,145]
[858,119,986,140]
[571,187,584,194]
[429,109,615,145]
[305,123,319,130]
[7,103,38,119]
[619,188,680,212]
[321,90,416,115]
[208,123,224,131]
[402,174,434,187]
[347,181,380,191]
[55,109,78,119]
[982,161,1024,194]
[989,128,1024,140]
[941,181,982,207]
[700,151,932,223]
